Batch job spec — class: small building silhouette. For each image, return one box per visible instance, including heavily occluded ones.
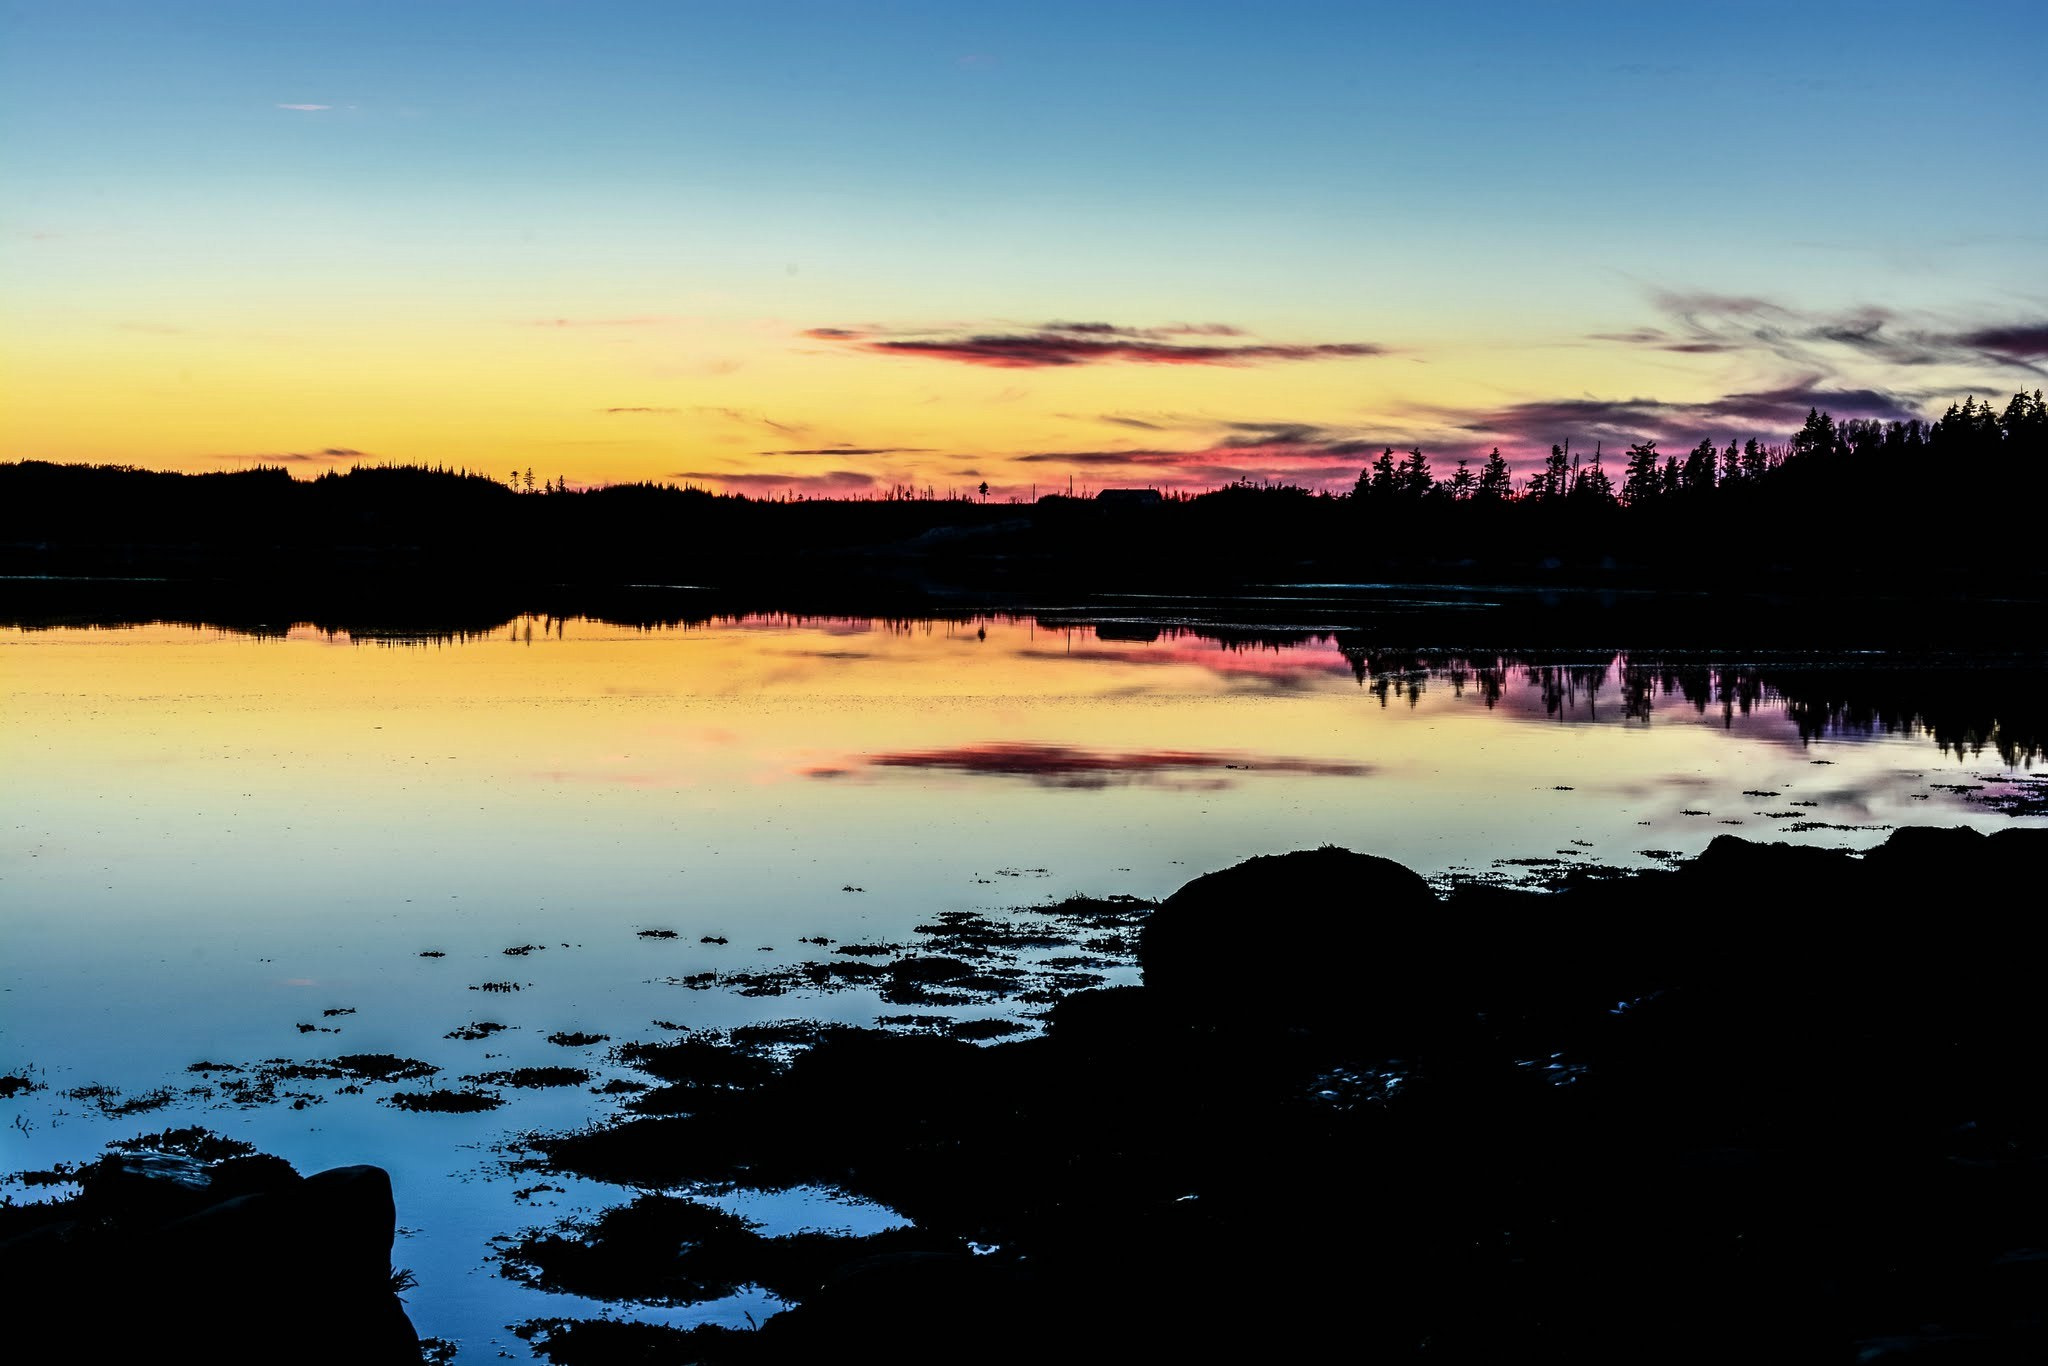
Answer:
[1095,488,1163,507]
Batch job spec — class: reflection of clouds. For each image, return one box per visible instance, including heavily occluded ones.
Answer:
[1015,641,1352,690]
[804,742,1373,790]
[762,647,875,661]
[1811,786,1882,818]
[1219,671,1324,696]
[533,769,667,787]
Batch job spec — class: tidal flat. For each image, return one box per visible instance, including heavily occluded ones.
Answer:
[8,830,2045,1363]
[3,606,2044,1360]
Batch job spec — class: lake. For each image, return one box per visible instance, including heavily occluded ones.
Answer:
[3,607,2042,1357]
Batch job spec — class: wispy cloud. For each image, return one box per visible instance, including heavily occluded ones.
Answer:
[1013,450,1183,466]
[1010,434,1382,492]
[602,406,678,414]
[757,447,933,457]
[1598,291,2047,378]
[693,407,808,437]
[670,469,876,496]
[1446,380,1922,448]
[275,103,331,112]
[802,320,1386,368]
[1014,368,1979,487]
[524,316,674,328]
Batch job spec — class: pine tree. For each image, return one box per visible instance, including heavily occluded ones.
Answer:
[1574,444,1615,504]
[1400,447,1433,498]
[1476,448,1513,500]
[1741,437,1769,482]
[1621,440,1661,506]
[1790,408,1838,462]
[1539,443,1571,500]
[1683,438,1717,493]
[1367,447,1400,497]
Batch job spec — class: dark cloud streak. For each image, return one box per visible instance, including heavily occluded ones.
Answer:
[1958,324,2048,361]
[757,447,933,457]
[1606,292,2047,376]
[1452,379,1921,446]
[804,321,1384,369]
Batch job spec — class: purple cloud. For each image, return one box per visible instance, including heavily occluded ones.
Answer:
[803,321,1384,368]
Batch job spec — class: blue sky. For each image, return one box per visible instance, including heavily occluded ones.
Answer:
[4,1,2042,489]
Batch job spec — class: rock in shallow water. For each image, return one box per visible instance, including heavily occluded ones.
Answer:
[1138,845,1440,1025]
[517,829,2048,1365]
[0,1140,419,1365]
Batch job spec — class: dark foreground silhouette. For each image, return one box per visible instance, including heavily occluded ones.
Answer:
[0,1129,419,1364]
[506,827,2047,1364]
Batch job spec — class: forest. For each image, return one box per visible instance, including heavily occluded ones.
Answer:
[3,391,2042,598]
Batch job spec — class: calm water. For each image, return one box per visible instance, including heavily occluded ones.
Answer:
[2,612,2041,1358]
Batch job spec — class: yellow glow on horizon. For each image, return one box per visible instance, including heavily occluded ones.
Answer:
[0,301,1816,493]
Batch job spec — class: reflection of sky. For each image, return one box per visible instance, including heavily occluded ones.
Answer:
[2,616,2040,1350]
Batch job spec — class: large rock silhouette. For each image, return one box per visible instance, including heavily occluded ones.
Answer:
[0,1139,419,1365]
[1138,846,1440,1026]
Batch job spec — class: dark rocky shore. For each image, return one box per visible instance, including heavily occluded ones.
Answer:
[504,826,2047,1364]
[0,1128,420,1363]
[7,827,2044,1363]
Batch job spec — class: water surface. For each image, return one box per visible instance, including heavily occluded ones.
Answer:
[2,612,2040,1357]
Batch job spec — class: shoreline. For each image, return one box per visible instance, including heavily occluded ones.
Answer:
[8,827,2047,1362]
[10,575,2048,651]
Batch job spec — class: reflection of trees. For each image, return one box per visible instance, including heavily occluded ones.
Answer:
[7,595,2041,767]
[1336,647,2043,767]
[1771,667,2045,767]
[1524,660,1609,720]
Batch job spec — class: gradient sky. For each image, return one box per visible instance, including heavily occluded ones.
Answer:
[3,0,2043,495]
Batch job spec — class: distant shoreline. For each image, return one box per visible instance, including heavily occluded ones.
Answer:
[7,397,2048,613]
[8,573,2048,653]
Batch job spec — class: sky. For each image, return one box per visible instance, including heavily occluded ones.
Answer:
[3,0,2043,497]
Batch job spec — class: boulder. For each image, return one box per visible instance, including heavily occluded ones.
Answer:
[0,1142,418,1365]
[1684,833,1853,891]
[1137,847,1439,1026]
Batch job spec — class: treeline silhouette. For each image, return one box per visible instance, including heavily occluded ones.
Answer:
[3,391,2042,597]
